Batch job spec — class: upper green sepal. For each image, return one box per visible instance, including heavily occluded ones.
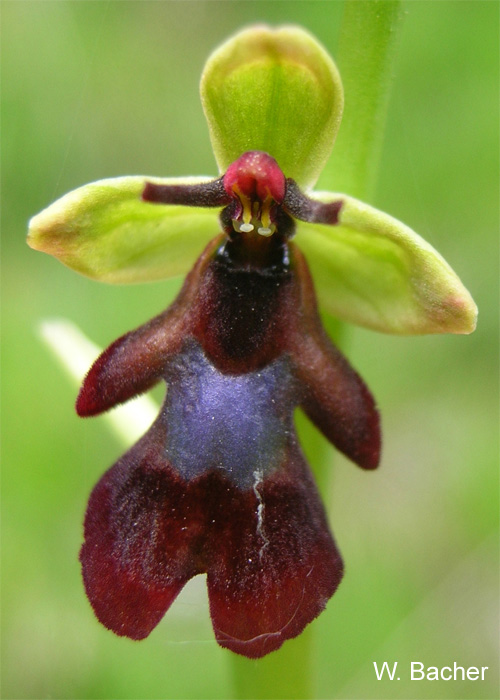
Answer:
[200,25,343,190]
[27,176,220,283]
[297,193,477,335]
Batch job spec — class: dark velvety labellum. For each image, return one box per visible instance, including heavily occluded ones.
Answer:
[80,418,343,657]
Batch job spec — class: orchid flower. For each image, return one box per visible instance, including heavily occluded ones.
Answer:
[27,25,477,659]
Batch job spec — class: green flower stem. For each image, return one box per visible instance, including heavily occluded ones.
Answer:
[230,627,313,699]
[320,0,404,201]
[230,4,402,698]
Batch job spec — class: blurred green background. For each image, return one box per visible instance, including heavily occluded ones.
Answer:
[2,1,498,698]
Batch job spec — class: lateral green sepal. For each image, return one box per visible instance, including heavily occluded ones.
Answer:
[296,193,478,335]
[28,176,221,283]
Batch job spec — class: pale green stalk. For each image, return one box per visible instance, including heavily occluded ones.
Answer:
[230,3,403,698]
[321,0,403,201]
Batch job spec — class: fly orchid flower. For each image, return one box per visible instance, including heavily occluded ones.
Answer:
[28,26,477,659]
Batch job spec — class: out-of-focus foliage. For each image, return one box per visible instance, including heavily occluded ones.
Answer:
[2,2,498,699]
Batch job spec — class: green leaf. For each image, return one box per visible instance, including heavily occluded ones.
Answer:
[201,25,343,190]
[296,193,477,335]
[27,176,221,284]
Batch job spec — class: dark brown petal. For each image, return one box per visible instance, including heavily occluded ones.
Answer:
[284,179,343,225]
[142,177,229,207]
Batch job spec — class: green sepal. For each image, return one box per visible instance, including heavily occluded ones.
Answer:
[27,176,221,283]
[200,25,343,190]
[297,193,477,335]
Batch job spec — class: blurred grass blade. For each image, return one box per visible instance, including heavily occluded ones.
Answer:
[39,318,158,445]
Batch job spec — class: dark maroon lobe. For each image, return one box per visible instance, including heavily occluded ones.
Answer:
[76,309,182,416]
[80,417,342,657]
[207,446,343,658]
